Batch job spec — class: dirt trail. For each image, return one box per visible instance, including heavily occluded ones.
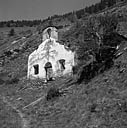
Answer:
[2,96,29,128]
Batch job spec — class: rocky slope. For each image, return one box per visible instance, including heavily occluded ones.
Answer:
[1,2,127,128]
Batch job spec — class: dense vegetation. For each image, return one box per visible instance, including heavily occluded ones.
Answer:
[0,0,126,28]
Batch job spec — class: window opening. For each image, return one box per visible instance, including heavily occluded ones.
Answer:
[59,59,65,70]
[34,64,39,75]
[47,28,51,38]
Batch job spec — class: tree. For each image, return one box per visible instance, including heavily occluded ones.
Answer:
[98,13,118,35]
[76,9,85,19]
[8,28,15,36]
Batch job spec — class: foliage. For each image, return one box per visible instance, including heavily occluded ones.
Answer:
[8,28,15,36]
[103,32,127,46]
[97,13,118,35]
[4,50,13,57]
[5,76,19,84]
[46,87,61,101]
[0,79,4,84]
[0,0,124,28]
[0,20,42,27]
[85,0,117,14]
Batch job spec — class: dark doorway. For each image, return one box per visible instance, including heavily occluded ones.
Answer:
[44,62,53,81]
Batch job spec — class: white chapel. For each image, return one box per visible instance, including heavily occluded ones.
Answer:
[27,27,75,81]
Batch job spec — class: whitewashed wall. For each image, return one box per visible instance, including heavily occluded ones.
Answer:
[42,27,58,41]
[27,27,75,80]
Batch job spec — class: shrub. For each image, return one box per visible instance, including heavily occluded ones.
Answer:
[5,77,19,84]
[4,50,13,57]
[8,28,15,36]
[0,79,4,84]
[46,87,61,101]
[13,49,20,53]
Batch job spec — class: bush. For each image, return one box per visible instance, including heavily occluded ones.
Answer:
[46,87,61,101]
[8,28,15,36]
[13,49,20,53]
[4,50,13,57]
[0,79,4,84]
[5,77,19,84]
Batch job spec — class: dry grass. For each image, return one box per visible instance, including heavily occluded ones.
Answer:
[1,4,127,127]
[1,51,127,128]
[0,98,22,128]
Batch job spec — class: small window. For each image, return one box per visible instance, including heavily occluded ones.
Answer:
[59,59,65,70]
[34,64,39,75]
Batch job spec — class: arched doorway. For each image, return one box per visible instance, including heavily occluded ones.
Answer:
[44,62,53,81]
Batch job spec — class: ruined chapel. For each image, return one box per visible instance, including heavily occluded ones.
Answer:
[27,27,75,80]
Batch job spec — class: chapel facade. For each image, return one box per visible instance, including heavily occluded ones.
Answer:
[27,27,75,81]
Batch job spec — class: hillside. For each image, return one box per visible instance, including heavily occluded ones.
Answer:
[1,2,127,128]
